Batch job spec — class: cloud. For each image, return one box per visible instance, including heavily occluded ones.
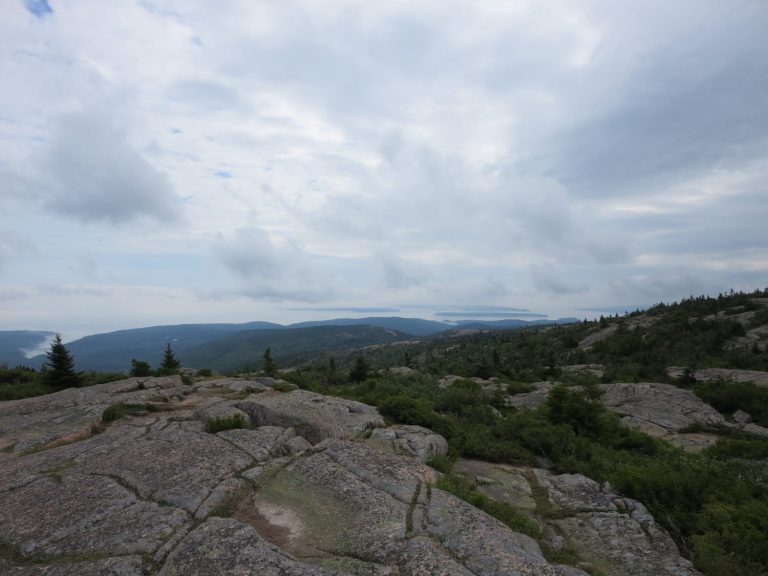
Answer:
[2,0,767,335]
[435,311,547,319]
[40,114,180,224]
[0,231,35,273]
[542,1,768,199]
[288,307,400,313]
[24,0,52,18]
[213,227,336,302]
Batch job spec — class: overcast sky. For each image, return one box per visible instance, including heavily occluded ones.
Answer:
[2,0,767,340]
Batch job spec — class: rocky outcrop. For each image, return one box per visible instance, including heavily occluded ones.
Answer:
[455,460,700,576]
[601,383,724,435]
[0,377,701,575]
[367,424,448,462]
[237,389,385,443]
[602,383,724,451]
[668,367,768,386]
[560,364,605,379]
[506,382,558,410]
[0,377,569,575]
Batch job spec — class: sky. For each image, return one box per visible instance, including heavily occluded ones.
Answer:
[1,0,767,341]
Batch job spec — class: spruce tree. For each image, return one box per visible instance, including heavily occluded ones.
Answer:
[44,334,81,390]
[159,342,180,375]
[349,356,369,383]
[263,347,278,377]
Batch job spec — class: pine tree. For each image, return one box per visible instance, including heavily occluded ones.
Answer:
[263,347,278,377]
[44,334,81,390]
[159,342,180,375]
[349,356,369,383]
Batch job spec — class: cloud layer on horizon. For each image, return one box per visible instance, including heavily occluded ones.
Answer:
[1,0,767,338]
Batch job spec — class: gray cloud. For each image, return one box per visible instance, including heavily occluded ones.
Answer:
[214,227,336,303]
[435,311,547,319]
[543,1,768,198]
[0,230,35,273]
[288,307,400,313]
[40,114,180,224]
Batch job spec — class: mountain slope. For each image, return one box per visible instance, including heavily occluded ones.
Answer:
[181,325,413,373]
[288,316,450,336]
[27,322,284,372]
[0,331,54,366]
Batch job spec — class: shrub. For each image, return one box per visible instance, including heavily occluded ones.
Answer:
[205,413,248,433]
[102,403,148,422]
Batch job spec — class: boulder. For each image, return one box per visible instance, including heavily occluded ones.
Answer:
[367,424,448,462]
[733,409,752,424]
[601,383,724,437]
[455,464,701,576]
[237,389,385,443]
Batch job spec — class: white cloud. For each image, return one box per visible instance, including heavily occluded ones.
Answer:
[0,0,766,335]
[36,113,180,224]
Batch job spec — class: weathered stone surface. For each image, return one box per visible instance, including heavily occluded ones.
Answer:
[506,382,557,410]
[1,556,145,576]
[733,409,752,424]
[194,477,248,519]
[743,423,768,437]
[0,473,187,557]
[532,470,617,512]
[668,367,768,386]
[284,434,313,454]
[554,565,591,576]
[238,389,385,443]
[159,517,344,575]
[560,364,605,379]
[455,465,701,576]
[427,488,557,576]
[194,398,251,427]
[454,460,537,510]
[77,420,253,513]
[601,383,724,436]
[198,378,268,394]
[384,366,418,376]
[218,425,296,460]
[578,325,617,349]
[666,433,719,452]
[0,377,700,576]
[555,512,698,576]
[0,376,183,453]
[368,424,448,462]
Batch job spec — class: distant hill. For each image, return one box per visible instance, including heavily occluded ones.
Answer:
[288,317,450,336]
[9,316,575,373]
[25,322,283,372]
[0,331,54,367]
[181,325,413,373]
[447,317,579,330]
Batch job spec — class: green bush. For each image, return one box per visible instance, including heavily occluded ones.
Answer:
[205,413,249,433]
[694,381,768,427]
[102,403,148,422]
[378,395,456,438]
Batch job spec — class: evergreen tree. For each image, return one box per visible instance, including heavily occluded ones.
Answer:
[159,342,180,375]
[349,356,369,383]
[130,359,153,377]
[44,334,81,390]
[263,347,278,377]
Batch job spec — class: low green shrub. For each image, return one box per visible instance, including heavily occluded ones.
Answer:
[205,413,248,433]
[102,403,148,422]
